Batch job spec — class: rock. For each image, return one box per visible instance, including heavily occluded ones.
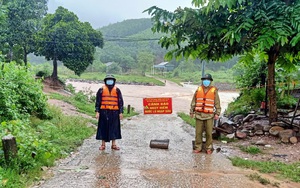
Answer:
[243,114,257,123]
[254,123,263,131]
[255,140,267,146]
[279,129,296,144]
[269,126,284,136]
[264,132,270,136]
[255,130,264,135]
[226,133,235,139]
[235,131,247,139]
[212,130,220,139]
[281,137,290,143]
[263,125,272,132]
[240,129,251,135]
[219,123,235,134]
[243,123,255,130]
[293,127,299,133]
[290,136,298,144]
[278,129,294,139]
[249,132,255,137]
[271,121,285,127]
[233,114,244,123]
[219,116,229,125]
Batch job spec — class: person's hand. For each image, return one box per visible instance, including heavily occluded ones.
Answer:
[214,114,219,120]
[119,113,123,120]
[190,112,194,118]
[95,112,100,119]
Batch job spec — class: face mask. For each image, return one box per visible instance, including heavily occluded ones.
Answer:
[203,80,211,87]
[105,79,114,86]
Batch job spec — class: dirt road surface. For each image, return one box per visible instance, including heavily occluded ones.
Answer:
[32,80,299,188]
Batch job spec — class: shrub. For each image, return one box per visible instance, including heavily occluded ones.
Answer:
[35,70,50,77]
[0,62,50,121]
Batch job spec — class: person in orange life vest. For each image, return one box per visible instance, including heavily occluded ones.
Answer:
[95,74,124,151]
[190,73,221,154]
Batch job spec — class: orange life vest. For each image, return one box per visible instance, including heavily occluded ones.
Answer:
[195,86,216,114]
[100,85,119,110]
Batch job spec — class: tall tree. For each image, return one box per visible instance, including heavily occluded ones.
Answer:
[1,0,48,65]
[146,0,300,124]
[35,6,104,79]
[137,51,155,76]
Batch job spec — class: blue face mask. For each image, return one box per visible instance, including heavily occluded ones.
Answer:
[105,79,114,86]
[203,80,211,87]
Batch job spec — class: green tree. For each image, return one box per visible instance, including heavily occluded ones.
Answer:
[1,0,48,65]
[233,50,268,89]
[36,6,104,79]
[99,43,135,73]
[106,62,122,74]
[137,51,155,76]
[146,0,300,124]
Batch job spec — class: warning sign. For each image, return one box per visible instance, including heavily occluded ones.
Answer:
[143,97,172,114]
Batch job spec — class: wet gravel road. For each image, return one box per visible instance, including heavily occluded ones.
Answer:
[32,81,269,188]
[34,114,266,188]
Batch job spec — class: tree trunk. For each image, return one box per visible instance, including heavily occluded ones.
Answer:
[9,46,13,62]
[267,47,279,124]
[52,57,58,80]
[2,135,18,163]
[23,46,27,66]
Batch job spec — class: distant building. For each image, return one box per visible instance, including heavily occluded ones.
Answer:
[153,62,174,72]
[105,62,114,67]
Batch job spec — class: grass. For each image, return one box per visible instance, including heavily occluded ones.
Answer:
[230,157,300,183]
[49,92,95,116]
[217,135,236,143]
[239,145,262,154]
[59,71,165,86]
[31,106,96,156]
[177,112,195,127]
[48,92,139,118]
[247,173,280,187]
[1,106,96,188]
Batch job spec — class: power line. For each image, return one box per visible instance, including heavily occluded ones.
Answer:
[36,37,161,44]
[105,38,160,42]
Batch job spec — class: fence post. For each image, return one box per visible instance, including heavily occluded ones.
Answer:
[127,105,131,114]
[2,135,18,163]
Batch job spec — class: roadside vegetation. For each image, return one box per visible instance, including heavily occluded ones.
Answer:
[247,173,280,187]
[231,157,300,183]
[0,62,138,188]
[48,90,138,118]
[0,63,94,187]
[179,109,300,184]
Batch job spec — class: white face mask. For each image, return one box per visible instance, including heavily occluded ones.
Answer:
[203,80,211,87]
[105,79,114,86]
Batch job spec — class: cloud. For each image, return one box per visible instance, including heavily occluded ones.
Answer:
[47,0,194,29]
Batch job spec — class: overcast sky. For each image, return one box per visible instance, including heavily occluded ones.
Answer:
[47,0,194,29]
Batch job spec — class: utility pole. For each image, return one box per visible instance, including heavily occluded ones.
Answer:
[201,60,205,77]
